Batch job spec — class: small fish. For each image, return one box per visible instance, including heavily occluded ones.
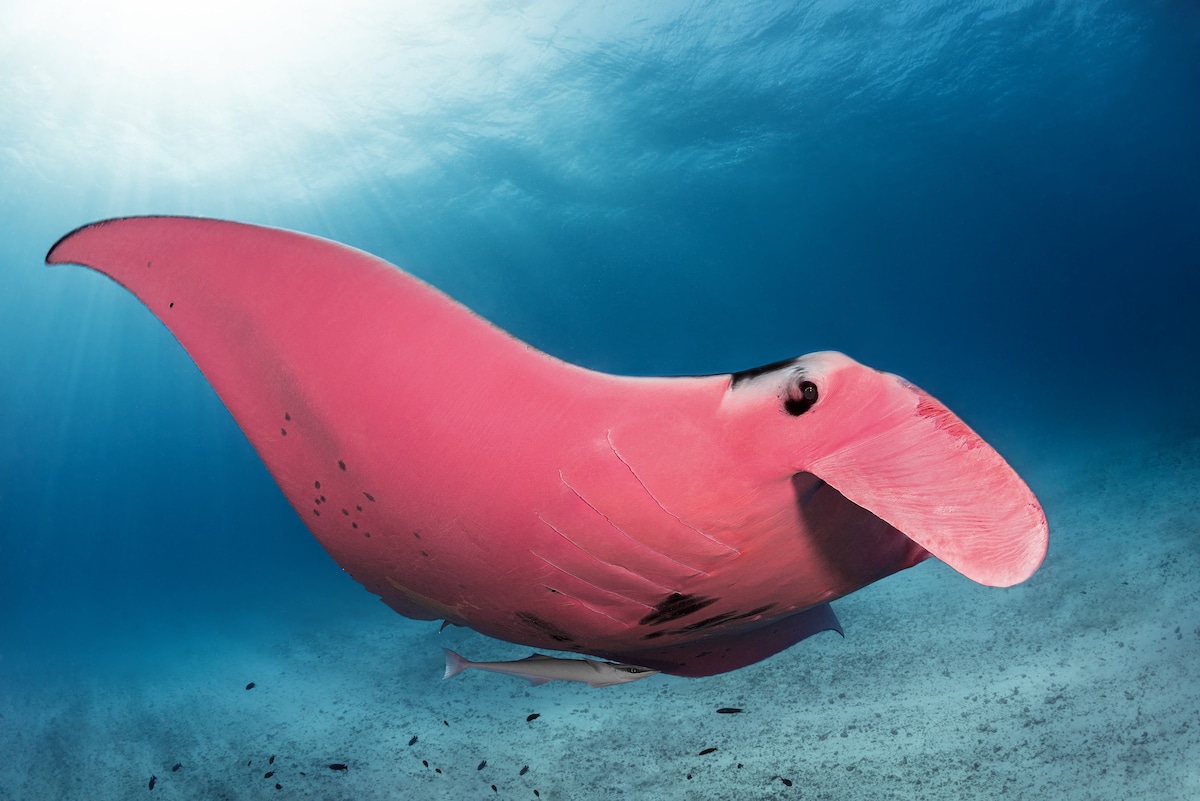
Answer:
[477,760,487,771]
[264,771,274,779]
[698,747,718,755]
[269,755,275,765]
[716,707,743,714]
[329,763,348,771]
[408,736,418,746]
[171,763,181,772]
[148,775,156,791]
[422,760,429,768]
[520,765,529,776]
[245,682,256,690]
[526,713,540,722]
[275,783,282,790]
[442,649,658,688]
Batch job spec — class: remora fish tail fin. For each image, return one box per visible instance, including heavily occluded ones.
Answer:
[809,374,1047,588]
[443,648,469,680]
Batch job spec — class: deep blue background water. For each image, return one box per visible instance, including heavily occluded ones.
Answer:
[1,0,1198,776]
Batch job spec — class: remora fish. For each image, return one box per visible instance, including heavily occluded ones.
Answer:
[443,648,658,688]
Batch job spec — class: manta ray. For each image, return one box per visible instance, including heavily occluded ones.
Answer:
[47,217,1047,677]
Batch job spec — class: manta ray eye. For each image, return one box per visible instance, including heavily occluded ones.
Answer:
[784,380,819,416]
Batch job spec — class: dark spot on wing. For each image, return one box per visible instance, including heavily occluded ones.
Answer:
[679,611,739,632]
[729,357,797,387]
[639,593,718,626]
[516,611,575,642]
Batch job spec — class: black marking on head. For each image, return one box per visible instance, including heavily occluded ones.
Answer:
[364,492,375,502]
[639,593,719,626]
[338,460,346,471]
[730,357,798,388]
[515,611,574,643]
[784,380,819,416]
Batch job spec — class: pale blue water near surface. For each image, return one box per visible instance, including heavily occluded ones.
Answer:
[1,2,1198,799]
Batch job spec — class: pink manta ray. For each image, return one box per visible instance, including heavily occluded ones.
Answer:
[47,217,1047,677]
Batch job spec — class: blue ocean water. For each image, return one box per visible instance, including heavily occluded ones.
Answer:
[1,1,1198,799]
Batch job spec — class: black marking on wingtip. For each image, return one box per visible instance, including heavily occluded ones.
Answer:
[45,216,197,264]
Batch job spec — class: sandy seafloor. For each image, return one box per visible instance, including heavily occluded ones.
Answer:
[2,429,1197,801]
